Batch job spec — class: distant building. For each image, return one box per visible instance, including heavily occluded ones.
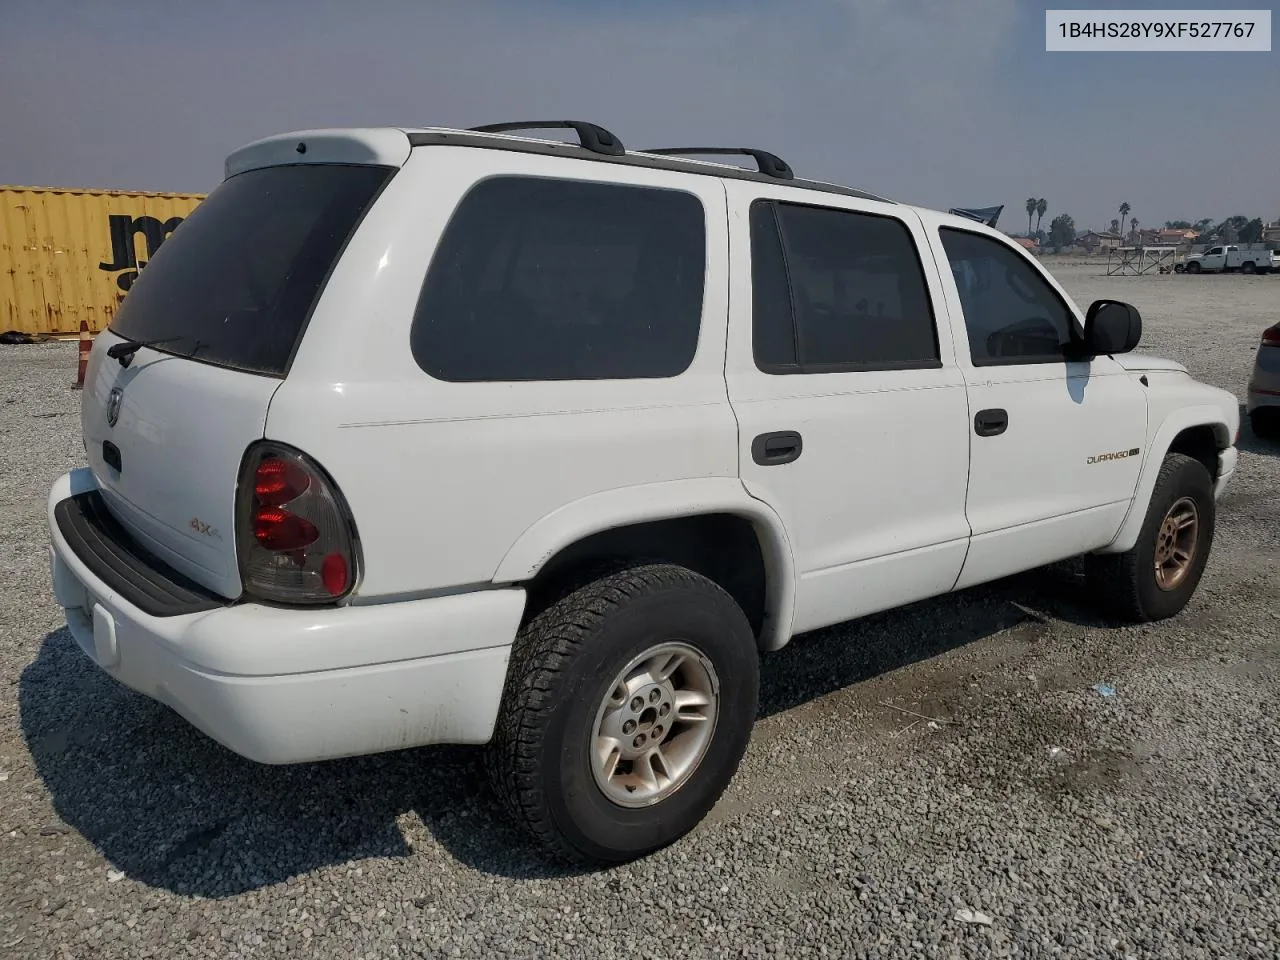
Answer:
[1263,219,1280,244]
[1140,228,1197,247]
[1011,236,1038,251]
[1078,231,1121,252]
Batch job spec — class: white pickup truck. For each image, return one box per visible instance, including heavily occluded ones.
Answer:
[1179,244,1275,274]
[46,121,1241,865]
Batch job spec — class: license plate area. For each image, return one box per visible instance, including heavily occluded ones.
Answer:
[102,440,122,473]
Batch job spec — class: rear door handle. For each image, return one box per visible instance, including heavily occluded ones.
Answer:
[752,431,803,466]
[974,408,1008,437]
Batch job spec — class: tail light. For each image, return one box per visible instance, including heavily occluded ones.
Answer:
[235,442,361,604]
[1261,324,1280,347]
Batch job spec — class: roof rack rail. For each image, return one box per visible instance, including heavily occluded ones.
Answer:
[640,147,794,180]
[468,121,625,157]
[406,130,888,203]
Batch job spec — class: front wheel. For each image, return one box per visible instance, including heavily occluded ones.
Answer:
[1185,261,1201,274]
[1085,453,1215,622]
[486,563,759,864]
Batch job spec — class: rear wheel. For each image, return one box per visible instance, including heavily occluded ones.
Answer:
[1085,453,1215,622]
[1242,261,1258,275]
[1251,408,1280,441]
[486,563,759,864]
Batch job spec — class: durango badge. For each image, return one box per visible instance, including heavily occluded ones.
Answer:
[1087,447,1141,465]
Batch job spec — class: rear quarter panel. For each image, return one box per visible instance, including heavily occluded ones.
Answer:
[266,146,738,598]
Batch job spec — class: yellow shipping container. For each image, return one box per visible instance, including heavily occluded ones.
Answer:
[1,184,205,337]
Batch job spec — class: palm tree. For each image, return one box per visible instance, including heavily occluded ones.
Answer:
[1110,218,1121,235]
[1035,198,1047,236]
[1026,198,1037,237]
[1119,202,1131,240]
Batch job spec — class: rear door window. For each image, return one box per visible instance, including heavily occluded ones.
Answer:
[411,176,707,382]
[749,200,940,373]
[109,163,393,376]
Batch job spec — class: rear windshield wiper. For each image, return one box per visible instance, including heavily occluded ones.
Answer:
[106,336,184,367]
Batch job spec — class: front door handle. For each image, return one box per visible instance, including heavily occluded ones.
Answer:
[752,431,803,466]
[974,408,1008,437]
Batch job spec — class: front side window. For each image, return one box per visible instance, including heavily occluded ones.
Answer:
[750,200,939,373]
[939,228,1081,366]
[411,176,706,382]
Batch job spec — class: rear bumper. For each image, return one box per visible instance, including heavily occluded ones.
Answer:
[1248,346,1280,414]
[48,468,525,763]
[1246,381,1280,414]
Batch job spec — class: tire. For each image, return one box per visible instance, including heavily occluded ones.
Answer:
[1186,261,1201,274]
[1085,453,1215,622]
[486,563,759,864]
[1242,261,1257,274]
[1251,408,1280,441]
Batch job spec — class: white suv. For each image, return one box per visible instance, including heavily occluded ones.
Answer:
[47,121,1240,865]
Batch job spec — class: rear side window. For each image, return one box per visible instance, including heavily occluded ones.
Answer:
[109,164,393,376]
[411,176,706,382]
[750,200,939,373]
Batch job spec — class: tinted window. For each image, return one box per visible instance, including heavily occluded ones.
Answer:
[749,202,797,367]
[749,201,939,373]
[109,164,392,376]
[411,177,706,382]
[939,228,1080,366]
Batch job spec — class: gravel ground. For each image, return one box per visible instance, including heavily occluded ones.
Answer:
[1,268,1278,959]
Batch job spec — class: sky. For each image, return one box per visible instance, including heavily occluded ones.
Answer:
[1,0,1276,233]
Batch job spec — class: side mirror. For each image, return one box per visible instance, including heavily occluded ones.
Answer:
[1084,299,1142,354]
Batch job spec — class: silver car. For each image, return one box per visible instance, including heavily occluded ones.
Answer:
[1247,323,1280,439]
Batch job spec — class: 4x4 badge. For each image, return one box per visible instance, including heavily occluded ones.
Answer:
[106,387,123,428]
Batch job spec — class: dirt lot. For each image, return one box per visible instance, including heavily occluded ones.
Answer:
[1,266,1277,959]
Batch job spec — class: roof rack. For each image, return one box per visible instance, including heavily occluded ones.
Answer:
[468,121,625,157]
[405,130,889,203]
[641,147,794,180]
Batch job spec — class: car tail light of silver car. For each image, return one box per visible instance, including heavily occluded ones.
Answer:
[236,442,361,603]
[1261,324,1280,348]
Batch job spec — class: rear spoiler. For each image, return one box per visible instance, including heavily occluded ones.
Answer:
[948,205,1003,228]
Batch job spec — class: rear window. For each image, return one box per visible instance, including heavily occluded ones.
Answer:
[410,175,706,382]
[108,163,393,376]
